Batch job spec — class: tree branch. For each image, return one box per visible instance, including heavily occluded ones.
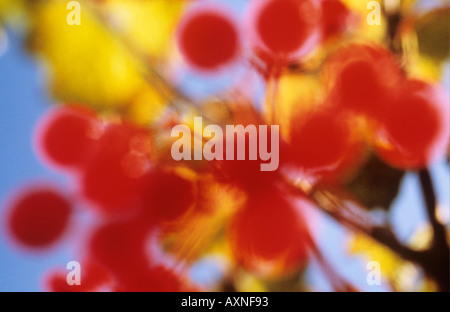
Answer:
[418,169,449,292]
[284,174,449,291]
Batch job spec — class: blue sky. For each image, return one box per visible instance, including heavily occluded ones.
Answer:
[0,30,72,292]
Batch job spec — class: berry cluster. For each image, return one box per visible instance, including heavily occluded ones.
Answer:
[3,0,449,292]
[7,106,197,291]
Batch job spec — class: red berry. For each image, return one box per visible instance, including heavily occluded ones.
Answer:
[177,5,239,71]
[44,271,80,292]
[215,127,283,190]
[324,44,404,118]
[141,169,195,224]
[44,260,110,292]
[34,105,100,172]
[79,122,151,215]
[115,265,188,292]
[338,60,387,115]
[246,0,320,63]
[375,80,450,169]
[288,109,355,172]
[88,219,150,284]
[7,186,72,248]
[228,189,310,276]
[320,0,351,40]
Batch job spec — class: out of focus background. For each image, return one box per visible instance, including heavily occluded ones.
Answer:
[0,0,449,292]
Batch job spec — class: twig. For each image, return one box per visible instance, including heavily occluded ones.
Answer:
[284,175,450,290]
[418,168,449,292]
[308,236,358,291]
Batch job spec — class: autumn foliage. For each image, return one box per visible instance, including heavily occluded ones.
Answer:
[0,0,449,292]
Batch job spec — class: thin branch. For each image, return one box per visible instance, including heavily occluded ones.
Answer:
[418,169,444,238]
[84,1,198,113]
[308,237,358,291]
[283,177,435,279]
[295,171,449,291]
[418,168,449,292]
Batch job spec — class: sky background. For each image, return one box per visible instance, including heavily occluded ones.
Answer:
[0,0,449,292]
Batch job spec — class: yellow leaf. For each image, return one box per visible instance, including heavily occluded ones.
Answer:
[103,0,185,58]
[26,0,166,120]
[348,232,404,281]
[273,73,321,139]
[342,0,387,42]
[125,85,168,125]
[162,178,245,263]
[408,223,433,251]
[235,271,267,292]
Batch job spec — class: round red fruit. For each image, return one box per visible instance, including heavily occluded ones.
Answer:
[116,265,187,292]
[177,6,239,71]
[228,190,310,276]
[246,0,321,63]
[44,260,110,292]
[375,80,450,169]
[320,0,351,40]
[88,219,150,284]
[323,44,404,118]
[7,186,72,248]
[34,105,100,171]
[141,169,195,224]
[80,122,151,215]
[288,110,355,172]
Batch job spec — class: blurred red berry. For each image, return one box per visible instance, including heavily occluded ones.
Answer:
[44,260,110,292]
[115,265,188,292]
[320,0,351,40]
[228,189,310,276]
[288,109,356,172]
[177,5,239,71]
[7,186,72,248]
[215,127,283,190]
[34,105,100,172]
[80,122,151,215]
[324,44,404,118]
[375,80,450,169]
[246,0,321,64]
[141,169,195,224]
[88,219,150,285]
